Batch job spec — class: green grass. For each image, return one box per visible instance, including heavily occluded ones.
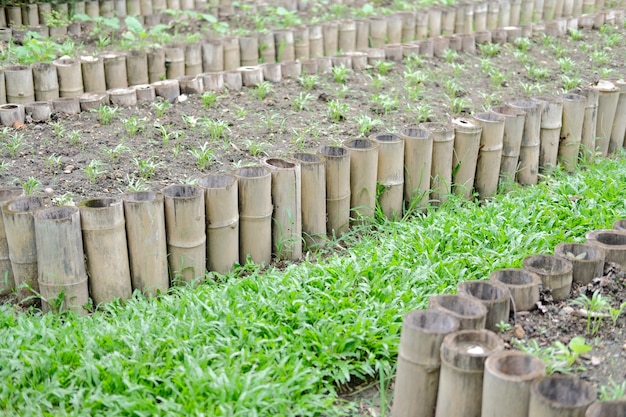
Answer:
[2,155,626,415]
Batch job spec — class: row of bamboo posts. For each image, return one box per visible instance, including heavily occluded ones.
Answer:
[0,7,623,123]
[0,72,625,313]
[391,202,626,416]
[0,0,620,114]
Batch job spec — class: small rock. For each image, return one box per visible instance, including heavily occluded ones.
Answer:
[513,324,525,338]
[44,187,54,195]
[591,356,602,366]
[63,165,75,174]
[560,306,574,316]
[177,94,188,103]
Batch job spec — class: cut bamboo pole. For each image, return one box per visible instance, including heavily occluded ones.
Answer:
[147,48,166,83]
[291,153,327,250]
[163,185,206,284]
[419,122,454,206]
[80,56,107,93]
[473,112,504,198]
[482,351,546,417]
[338,19,357,53]
[184,42,203,76]
[401,126,432,210]
[24,101,52,122]
[4,65,34,104]
[79,93,108,112]
[234,166,272,265]
[201,39,224,72]
[34,207,90,315]
[239,35,260,66]
[529,375,596,417]
[523,254,573,301]
[153,79,180,102]
[554,242,604,285]
[52,97,81,115]
[319,145,350,237]
[53,57,84,98]
[586,401,626,416]
[586,229,626,267]
[308,24,323,58]
[293,25,310,60]
[452,118,482,198]
[594,80,619,157]
[568,86,599,160]
[2,193,44,303]
[0,104,25,127]
[344,139,379,225]
[123,192,169,297]
[371,133,404,220]
[508,101,541,185]
[532,96,564,171]
[549,95,581,172]
[126,50,149,86]
[492,105,526,184]
[78,198,132,305]
[391,310,460,417]
[102,52,129,89]
[429,294,488,330]
[368,16,387,47]
[32,63,59,101]
[259,32,277,64]
[200,72,224,92]
[261,158,302,261]
[198,174,239,274]
[435,329,505,417]
[274,30,295,62]
[490,268,541,312]
[164,45,186,79]
[0,187,23,296]
[609,79,626,154]
[457,280,511,332]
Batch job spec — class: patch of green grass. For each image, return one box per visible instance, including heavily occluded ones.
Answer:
[3,155,626,414]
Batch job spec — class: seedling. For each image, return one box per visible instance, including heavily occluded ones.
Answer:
[91,105,119,125]
[568,28,584,41]
[331,65,350,84]
[292,92,314,111]
[200,91,220,108]
[478,42,501,57]
[67,130,81,147]
[155,124,184,147]
[355,114,383,136]
[103,142,131,163]
[562,74,582,91]
[243,139,271,157]
[404,69,427,87]
[590,49,609,66]
[199,118,230,142]
[298,74,318,91]
[85,160,107,184]
[513,336,591,374]
[599,378,626,401]
[327,99,349,122]
[122,117,146,137]
[558,57,576,73]
[375,60,394,76]
[132,156,162,180]
[152,100,171,117]
[526,65,550,80]
[442,48,459,64]
[4,132,24,157]
[188,142,215,170]
[569,290,610,335]
[17,177,42,195]
[52,192,76,207]
[371,93,399,115]
[253,81,273,100]
[514,37,532,52]
[495,321,512,333]
[46,153,62,174]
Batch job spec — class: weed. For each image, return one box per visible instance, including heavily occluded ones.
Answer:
[188,142,215,170]
[599,378,626,401]
[513,336,591,374]
[495,321,512,333]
